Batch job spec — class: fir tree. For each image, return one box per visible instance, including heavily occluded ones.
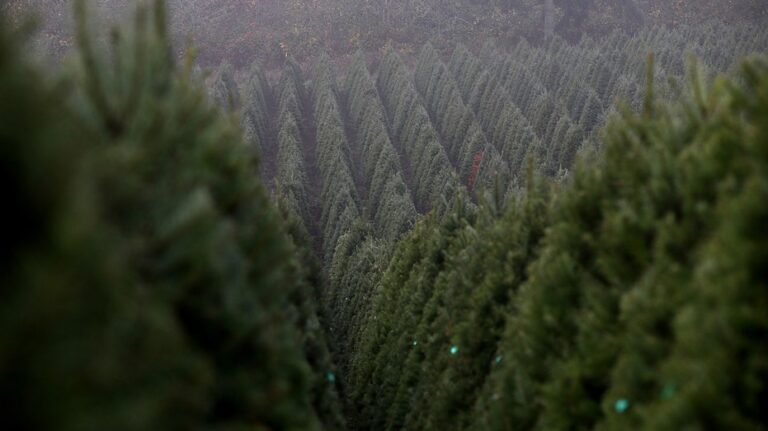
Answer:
[2,2,325,429]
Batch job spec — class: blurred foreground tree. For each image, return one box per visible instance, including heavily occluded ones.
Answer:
[0,1,332,429]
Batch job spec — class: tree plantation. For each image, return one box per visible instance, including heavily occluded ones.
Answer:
[2,1,768,430]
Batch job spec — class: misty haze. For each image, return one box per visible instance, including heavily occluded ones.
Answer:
[2,1,768,430]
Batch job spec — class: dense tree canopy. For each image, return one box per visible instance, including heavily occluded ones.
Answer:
[1,2,342,429]
[3,1,768,430]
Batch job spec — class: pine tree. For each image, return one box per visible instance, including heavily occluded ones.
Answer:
[340,44,768,431]
[2,1,324,429]
[212,61,240,112]
[377,47,463,213]
[414,44,510,195]
[344,52,417,243]
[312,53,361,268]
[242,60,274,178]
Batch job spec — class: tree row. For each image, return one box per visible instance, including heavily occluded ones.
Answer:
[345,57,768,430]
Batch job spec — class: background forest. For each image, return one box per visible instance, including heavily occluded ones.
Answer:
[2,0,768,430]
[5,0,768,68]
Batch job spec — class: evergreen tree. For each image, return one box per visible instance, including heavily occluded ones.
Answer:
[275,65,315,243]
[341,50,768,431]
[242,60,275,180]
[377,47,463,213]
[414,43,510,195]
[212,61,240,112]
[1,2,324,429]
[344,52,417,243]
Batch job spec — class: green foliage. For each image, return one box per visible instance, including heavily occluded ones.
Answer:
[212,61,239,112]
[414,43,511,194]
[8,2,767,428]
[313,53,361,268]
[271,56,349,431]
[275,66,313,239]
[347,55,768,430]
[275,193,347,431]
[344,52,417,243]
[1,1,329,429]
[310,54,377,373]
[242,61,273,159]
[327,221,389,373]
[377,47,463,213]
[450,44,546,181]
[251,26,767,430]
[449,24,768,183]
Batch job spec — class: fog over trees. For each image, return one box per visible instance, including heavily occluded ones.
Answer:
[6,0,768,67]
[2,1,768,430]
